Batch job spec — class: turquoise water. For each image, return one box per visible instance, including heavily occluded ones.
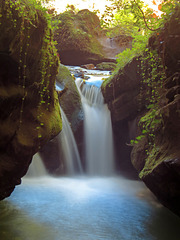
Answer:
[0,176,180,240]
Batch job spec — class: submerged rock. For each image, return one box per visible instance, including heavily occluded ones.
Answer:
[0,0,61,199]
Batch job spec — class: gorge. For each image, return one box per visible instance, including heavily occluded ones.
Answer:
[1,67,180,240]
[0,0,180,239]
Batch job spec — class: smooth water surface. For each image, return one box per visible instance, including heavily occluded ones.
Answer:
[0,176,180,240]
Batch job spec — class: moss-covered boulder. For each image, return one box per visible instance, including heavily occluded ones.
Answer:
[0,0,61,199]
[96,62,116,71]
[53,9,127,65]
[53,9,104,65]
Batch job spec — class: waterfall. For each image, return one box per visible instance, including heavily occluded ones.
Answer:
[76,79,114,176]
[26,153,47,177]
[58,107,82,175]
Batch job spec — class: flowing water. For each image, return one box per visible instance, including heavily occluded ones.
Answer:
[0,67,180,240]
[76,77,114,175]
[26,153,47,177]
[58,107,82,174]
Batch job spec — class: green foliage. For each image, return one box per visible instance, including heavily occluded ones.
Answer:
[130,47,166,148]
[102,0,180,74]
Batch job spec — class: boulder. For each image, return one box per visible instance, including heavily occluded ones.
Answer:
[96,62,116,71]
[0,0,61,199]
[56,64,83,131]
[81,64,95,70]
[53,9,131,65]
[53,9,104,65]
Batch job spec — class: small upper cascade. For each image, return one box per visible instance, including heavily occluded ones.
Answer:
[26,153,47,178]
[76,79,104,107]
[58,107,83,175]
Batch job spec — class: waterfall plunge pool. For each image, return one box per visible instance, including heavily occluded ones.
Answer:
[1,176,180,240]
[1,66,180,240]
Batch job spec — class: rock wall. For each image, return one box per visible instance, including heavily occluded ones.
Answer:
[0,0,61,199]
[101,57,147,177]
[102,7,180,216]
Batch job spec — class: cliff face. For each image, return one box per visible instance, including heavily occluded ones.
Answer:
[102,7,180,216]
[0,0,61,200]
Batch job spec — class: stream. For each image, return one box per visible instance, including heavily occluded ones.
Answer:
[0,66,180,240]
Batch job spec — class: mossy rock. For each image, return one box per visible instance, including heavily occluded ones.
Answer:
[56,64,83,130]
[96,62,116,71]
[0,0,61,200]
[53,9,110,65]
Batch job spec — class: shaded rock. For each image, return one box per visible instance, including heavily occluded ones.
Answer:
[101,57,148,177]
[0,0,61,200]
[39,138,65,175]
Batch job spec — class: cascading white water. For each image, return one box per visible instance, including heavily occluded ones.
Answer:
[76,79,114,176]
[58,107,82,174]
[26,153,47,177]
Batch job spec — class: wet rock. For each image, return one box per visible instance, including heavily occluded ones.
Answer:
[81,64,95,70]
[142,158,180,217]
[73,71,85,78]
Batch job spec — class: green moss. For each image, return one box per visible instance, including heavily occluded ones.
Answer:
[53,9,104,57]
[56,64,73,84]
[96,62,116,71]
[139,144,179,179]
